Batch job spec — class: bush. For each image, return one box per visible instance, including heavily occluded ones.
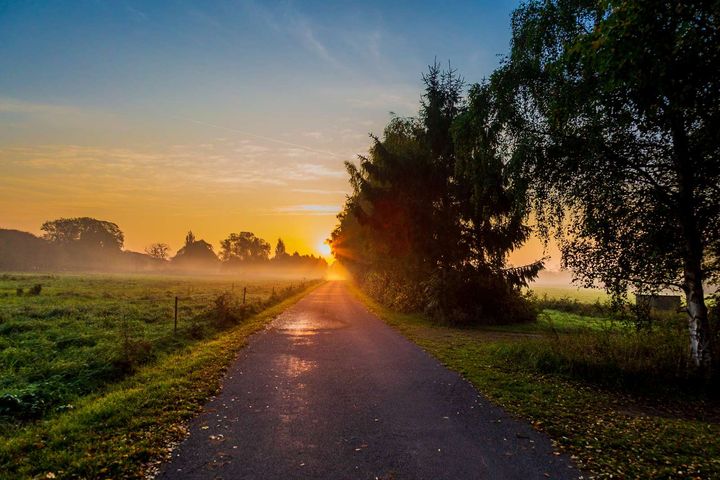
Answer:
[423,268,537,325]
[27,284,42,296]
[212,292,240,326]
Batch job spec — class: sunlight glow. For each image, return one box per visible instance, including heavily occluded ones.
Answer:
[318,241,332,257]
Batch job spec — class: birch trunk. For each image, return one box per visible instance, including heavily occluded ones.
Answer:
[683,269,711,368]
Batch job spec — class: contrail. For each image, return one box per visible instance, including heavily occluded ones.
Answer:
[170,115,340,158]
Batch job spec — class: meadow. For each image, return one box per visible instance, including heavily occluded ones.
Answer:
[352,284,720,479]
[0,272,321,478]
[0,273,315,423]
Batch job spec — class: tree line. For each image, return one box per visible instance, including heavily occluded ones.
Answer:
[0,217,327,276]
[330,0,719,368]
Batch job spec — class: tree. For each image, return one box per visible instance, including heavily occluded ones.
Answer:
[219,232,271,263]
[185,230,196,247]
[172,236,218,268]
[145,243,170,260]
[497,0,720,366]
[274,238,287,258]
[41,217,124,251]
[332,63,540,321]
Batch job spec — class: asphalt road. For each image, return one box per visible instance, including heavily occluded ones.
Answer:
[158,281,580,480]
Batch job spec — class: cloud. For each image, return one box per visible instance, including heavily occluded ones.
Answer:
[0,98,83,116]
[272,204,341,216]
[291,188,348,195]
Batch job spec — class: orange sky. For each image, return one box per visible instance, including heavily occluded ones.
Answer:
[0,139,558,266]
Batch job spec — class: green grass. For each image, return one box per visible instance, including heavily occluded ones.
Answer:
[350,284,720,480]
[528,285,609,303]
[0,273,321,479]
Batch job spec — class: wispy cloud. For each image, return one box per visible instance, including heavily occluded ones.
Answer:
[0,98,83,116]
[291,188,348,195]
[272,204,341,216]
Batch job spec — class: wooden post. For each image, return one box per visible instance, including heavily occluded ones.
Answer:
[174,296,178,334]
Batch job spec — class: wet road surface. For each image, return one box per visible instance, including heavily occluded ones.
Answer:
[158,281,580,479]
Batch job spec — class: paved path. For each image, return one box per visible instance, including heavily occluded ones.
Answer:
[158,281,580,479]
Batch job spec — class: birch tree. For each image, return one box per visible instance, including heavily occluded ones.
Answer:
[495,0,720,366]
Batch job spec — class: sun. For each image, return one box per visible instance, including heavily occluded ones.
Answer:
[318,241,332,257]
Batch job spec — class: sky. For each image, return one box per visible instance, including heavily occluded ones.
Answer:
[0,0,555,266]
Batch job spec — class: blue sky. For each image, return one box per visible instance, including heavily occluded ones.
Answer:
[0,0,529,258]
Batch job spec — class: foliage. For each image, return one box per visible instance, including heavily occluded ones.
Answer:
[274,238,287,258]
[41,217,124,251]
[172,232,219,269]
[219,232,271,263]
[488,0,720,366]
[332,63,541,324]
[144,243,170,260]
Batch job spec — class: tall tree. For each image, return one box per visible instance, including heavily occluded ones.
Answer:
[332,63,540,321]
[497,0,720,366]
[274,238,287,258]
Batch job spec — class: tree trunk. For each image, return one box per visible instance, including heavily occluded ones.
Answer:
[683,264,711,368]
[671,112,712,368]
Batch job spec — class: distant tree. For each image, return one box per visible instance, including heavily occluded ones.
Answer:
[275,238,287,258]
[145,243,170,260]
[172,237,218,268]
[41,217,124,251]
[185,230,196,247]
[496,0,720,366]
[220,232,271,263]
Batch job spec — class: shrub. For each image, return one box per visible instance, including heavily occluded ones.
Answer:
[27,284,42,296]
[212,292,240,326]
[423,268,537,325]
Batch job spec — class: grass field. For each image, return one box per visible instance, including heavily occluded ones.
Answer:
[528,284,610,303]
[0,273,321,478]
[351,284,720,479]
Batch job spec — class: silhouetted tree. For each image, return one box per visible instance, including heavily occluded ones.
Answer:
[172,234,218,269]
[145,243,170,260]
[333,63,540,322]
[493,0,720,367]
[41,217,124,251]
[220,232,271,263]
[185,230,196,247]
[275,238,287,258]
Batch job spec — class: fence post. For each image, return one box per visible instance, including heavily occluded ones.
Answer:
[174,296,178,334]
